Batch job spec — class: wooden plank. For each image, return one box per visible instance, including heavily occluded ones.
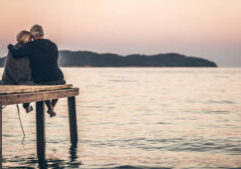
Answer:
[68,97,78,145]
[0,88,79,106]
[0,84,73,95]
[36,101,45,162]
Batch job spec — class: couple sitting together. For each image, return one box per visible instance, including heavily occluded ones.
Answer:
[1,24,65,117]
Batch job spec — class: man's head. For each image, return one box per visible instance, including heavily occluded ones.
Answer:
[30,24,44,40]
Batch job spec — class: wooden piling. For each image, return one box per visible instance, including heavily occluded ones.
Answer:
[0,106,2,169]
[68,96,78,145]
[36,101,46,161]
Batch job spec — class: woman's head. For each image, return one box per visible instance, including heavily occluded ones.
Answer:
[17,30,32,43]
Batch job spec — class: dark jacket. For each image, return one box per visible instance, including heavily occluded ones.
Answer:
[8,39,64,83]
[2,42,32,85]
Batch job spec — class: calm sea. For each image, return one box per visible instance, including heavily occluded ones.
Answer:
[1,68,241,169]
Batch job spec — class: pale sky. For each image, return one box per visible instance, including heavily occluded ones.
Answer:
[0,0,241,66]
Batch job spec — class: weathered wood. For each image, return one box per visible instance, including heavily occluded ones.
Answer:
[68,97,78,145]
[0,105,2,169]
[0,85,79,167]
[0,84,73,95]
[36,101,45,162]
[0,88,79,106]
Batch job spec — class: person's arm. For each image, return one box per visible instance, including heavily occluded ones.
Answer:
[8,43,31,58]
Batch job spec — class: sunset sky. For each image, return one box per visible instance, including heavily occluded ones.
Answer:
[0,0,240,66]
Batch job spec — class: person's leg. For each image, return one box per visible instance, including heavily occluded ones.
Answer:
[45,100,56,117]
[23,103,33,113]
[52,99,58,108]
[23,103,30,108]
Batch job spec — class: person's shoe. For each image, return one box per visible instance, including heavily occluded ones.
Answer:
[47,110,56,117]
[25,106,33,113]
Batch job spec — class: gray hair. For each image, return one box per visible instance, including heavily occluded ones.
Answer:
[30,24,44,38]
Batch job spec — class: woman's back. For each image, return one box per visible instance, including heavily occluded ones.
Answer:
[2,42,32,85]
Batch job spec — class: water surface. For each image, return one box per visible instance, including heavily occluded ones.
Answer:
[1,68,241,169]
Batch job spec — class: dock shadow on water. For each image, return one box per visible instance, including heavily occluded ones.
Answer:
[1,68,241,169]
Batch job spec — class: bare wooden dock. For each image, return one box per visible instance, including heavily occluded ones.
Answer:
[0,84,79,167]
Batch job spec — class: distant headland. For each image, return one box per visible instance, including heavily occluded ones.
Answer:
[58,50,217,67]
[0,50,217,67]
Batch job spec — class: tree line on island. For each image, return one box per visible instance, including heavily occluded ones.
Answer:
[0,50,217,67]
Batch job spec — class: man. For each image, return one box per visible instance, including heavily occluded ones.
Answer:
[8,24,65,117]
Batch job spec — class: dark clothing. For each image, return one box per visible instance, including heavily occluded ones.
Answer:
[8,39,64,83]
[36,80,66,85]
[2,42,32,85]
[0,80,65,85]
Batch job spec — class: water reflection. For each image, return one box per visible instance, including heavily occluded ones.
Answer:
[37,144,81,169]
[69,143,81,168]
[3,143,82,169]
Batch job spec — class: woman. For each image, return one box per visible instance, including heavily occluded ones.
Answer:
[2,30,34,113]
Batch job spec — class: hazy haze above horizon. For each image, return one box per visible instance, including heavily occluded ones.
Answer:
[0,0,241,66]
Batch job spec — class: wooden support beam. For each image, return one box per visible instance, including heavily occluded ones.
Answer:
[0,105,2,169]
[36,101,45,162]
[68,96,78,145]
